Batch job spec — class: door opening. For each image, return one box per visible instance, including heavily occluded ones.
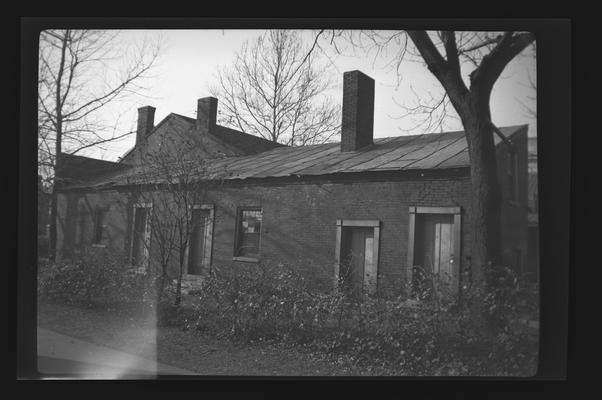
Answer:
[340,226,374,295]
[412,213,455,299]
[131,207,149,268]
[187,208,211,275]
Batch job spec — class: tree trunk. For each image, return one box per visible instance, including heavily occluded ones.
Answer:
[462,95,502,289]
[174,251,185,306]
[48,31,68,263]
[157,268,167,302]
[48,189,58,262]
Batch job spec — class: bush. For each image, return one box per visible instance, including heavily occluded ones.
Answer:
[38,247,157,309]
[185,261,538,376]
[190,263,333,342]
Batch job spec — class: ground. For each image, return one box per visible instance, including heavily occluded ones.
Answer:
[37,299,383,376]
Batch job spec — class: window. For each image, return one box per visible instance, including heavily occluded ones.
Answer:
[234,207,262,261]
[92,208,106,245]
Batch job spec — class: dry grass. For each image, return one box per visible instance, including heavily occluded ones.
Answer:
[37,299,381,376]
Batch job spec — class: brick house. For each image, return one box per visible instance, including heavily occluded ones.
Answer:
[55,70,529,298]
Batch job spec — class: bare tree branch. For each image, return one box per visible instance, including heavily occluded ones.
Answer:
[210,30,340,146]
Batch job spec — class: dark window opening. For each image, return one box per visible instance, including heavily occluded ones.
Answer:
[235,208,262,259]
[75,206,87,247]
[131,207,149,267]
[93,209,106,245]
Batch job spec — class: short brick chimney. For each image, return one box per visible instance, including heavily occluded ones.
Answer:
[196,97,218,135]
[136,106,156,146]
[341,70,375,152]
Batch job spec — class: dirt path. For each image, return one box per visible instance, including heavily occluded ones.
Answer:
[37,300,368,376]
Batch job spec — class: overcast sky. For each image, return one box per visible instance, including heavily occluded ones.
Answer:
[74,30,537,161]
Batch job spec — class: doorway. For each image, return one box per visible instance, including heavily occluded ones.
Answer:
[340,226,374,294]
[131,205,150,269]
[187,208,212,275]
[334,219,380,295]
[413,214,454,298]
[408,206,461,299]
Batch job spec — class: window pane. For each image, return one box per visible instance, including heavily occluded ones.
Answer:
[237,209,262,257]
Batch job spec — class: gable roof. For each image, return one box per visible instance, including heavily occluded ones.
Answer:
[61,125,527,191]
[119,113,282,163]
[58,153,128,180]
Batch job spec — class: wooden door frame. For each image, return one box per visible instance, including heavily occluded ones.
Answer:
[130,202,152,272]
[183,204,215,278]
[407,206,462,295]
[334,219,381,295]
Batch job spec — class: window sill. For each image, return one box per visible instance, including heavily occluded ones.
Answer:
[233,256,259,263]
[91,244,106,248]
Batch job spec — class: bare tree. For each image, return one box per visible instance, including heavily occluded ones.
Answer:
[39,29,162,261]
[324,30,535,290]
[517,43,537,121]
[126,136,222,305]
[210,30,340,146]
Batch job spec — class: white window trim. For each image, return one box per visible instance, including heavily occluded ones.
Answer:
[333,219,381,295]
[183,204,215,277]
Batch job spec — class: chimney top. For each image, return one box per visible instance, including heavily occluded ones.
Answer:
[136,106,156,147]
[197,97,218,135]
[341,70,375,152]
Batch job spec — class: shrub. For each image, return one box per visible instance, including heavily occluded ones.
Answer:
[186,261,538,376]
[38,247,157,309]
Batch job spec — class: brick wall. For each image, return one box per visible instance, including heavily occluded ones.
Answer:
[121,114,243,165]
[57,173,473,296]
[202,175,473,296]
[56,130,528,296]
[56,190,132,260]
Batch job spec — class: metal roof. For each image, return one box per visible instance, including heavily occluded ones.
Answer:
[62,125,527,190]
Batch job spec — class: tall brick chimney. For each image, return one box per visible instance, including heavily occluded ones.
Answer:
[196,97,218,135]
[136,105,156,146]
[341,70,375,152]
